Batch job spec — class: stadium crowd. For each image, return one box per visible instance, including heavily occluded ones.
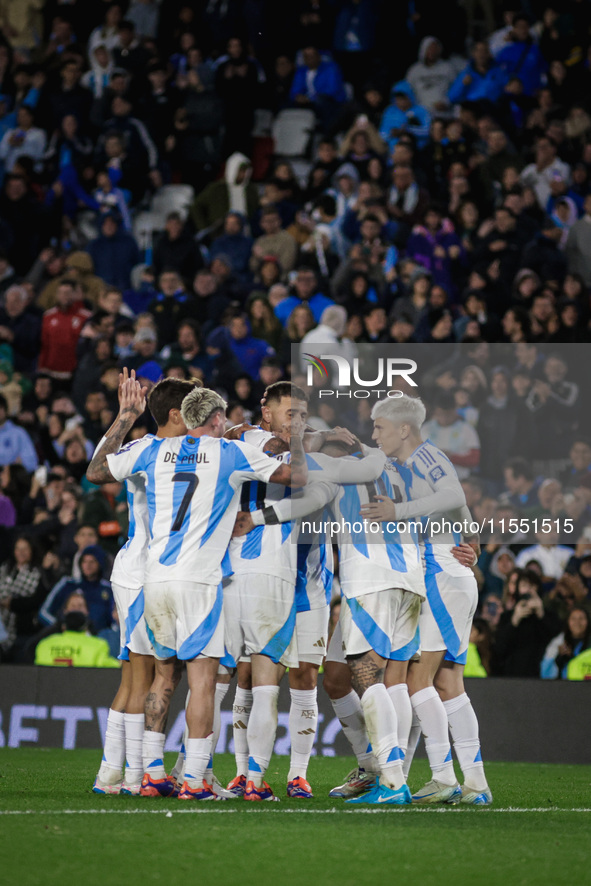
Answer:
[0,0,590,679]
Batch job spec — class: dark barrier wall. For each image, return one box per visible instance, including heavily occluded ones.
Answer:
[0,667,589,764]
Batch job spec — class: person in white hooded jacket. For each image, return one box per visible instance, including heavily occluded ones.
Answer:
[405,37,457,115]
[189,151,259,234]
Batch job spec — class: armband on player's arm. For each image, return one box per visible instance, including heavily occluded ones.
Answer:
[251,506,281,526]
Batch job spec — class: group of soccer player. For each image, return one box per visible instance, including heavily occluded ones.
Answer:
[86,368,492,805]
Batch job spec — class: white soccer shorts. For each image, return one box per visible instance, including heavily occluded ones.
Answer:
[325,616,346,665]
[340,588,421,661]
[420,571,478,665]
[112,582,153,660]
[295,606,329,666]
[223,574,298,668]
[143,581,224,662]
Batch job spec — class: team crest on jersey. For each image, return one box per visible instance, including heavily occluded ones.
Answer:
[429,465,446,482]
[187,437,195,444]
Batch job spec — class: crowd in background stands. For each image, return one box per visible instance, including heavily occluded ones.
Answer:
[0,0,590,677]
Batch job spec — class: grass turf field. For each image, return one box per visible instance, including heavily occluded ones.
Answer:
[1,750,590,886]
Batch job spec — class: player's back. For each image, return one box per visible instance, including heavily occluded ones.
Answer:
[110,470,150,591]
[331,458,424,598]
[229,449,297,583]
[113,434,276,585]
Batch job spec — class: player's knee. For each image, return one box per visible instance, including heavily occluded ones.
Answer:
[289,662,318,691]
[322,663,350,699]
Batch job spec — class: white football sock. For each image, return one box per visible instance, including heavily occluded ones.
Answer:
[387,684,412,759]
[288,688,317,781]
[171,690,190,782]
[360,683,405,790]
[443,693,488,791]
[98,709,125,782]
[123,713,144,783]
[411,687,455,785]
[330,690,378,773]
[232,687,253,777]
[246,685,279,788]
[402,712,421,779]
[184,734,213,788]
[205,682,230,780]
[142,730,166,779]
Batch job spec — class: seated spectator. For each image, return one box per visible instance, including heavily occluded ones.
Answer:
[148,269,196,345]
[39,545,114,633]
[190,152,258,234]
[541,607,591,679]
[306,139,340,201]
[246,295,283,352]
[0,284,42,374]
[406,36,455,115]
[124,326,160,373]
[421,391,480,480]
[274,266,335,326]
[92,168,132,232]
[520,135,571,211]
[86,211,140,290]
[152,211,203,283]
[0,536,45,662]
[515,533,575,580]
[496,14,547,97]
[300,305,356,375]
[448,41,507,108]
[0,393,38,472]
[406,205,465,299]
[379,80,431,153]
[210,212,253,289]
[206,309,275,384]
[559,438,591,491]
[80,480,127,556]
[38,279,92,383]
[289,45,346,130]
[493,568,562,677]
[565,194,591,287]
[35,606,119,668]
[159,319,217,384]
[250,205,298,278]
[501,456,542,512]
[0,104,46,175]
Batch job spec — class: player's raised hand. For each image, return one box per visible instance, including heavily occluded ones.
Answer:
[118,366,129,405]
[360,495,396,522]
[232,511,255,537]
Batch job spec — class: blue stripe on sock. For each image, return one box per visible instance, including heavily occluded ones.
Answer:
[444,749,452,763]
[387,746,404,763]
[148,758,164,769]
[248,756,262,773]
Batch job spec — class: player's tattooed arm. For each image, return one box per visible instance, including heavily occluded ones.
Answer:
[86,371,147,485]
[347,651,386,697]
[303,426,357,452]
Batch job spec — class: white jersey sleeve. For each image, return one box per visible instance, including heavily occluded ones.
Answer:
[228,440,284,487]
[106,435,156,481]
[306,447,387,484]
[395,441,466,520]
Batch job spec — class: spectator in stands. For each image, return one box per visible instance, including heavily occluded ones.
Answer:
[86,211,140,290]
[515,532,575,581]
[449,41,507,108]
[0,535,45,660]
[565,194,591,287]
[541,607,591,680]
[0,284,41,373]
[35,604,120,668]
[250,205,298,277]
[520,136,571,210]
[0,104,46,175]
[559,439,591,491]
[210,211,253,289]
[290,45,346,130]
[152,212,203,282]
[493,569,562,677]
[274,266,334,326]
[206,309,275,383]
[496,14,547,97]
[379,80,431,152]
[39,545,114,633]
[190,152,258,234]
[38,278,92,382]
[421,391,480,480]
[406,36,455,114]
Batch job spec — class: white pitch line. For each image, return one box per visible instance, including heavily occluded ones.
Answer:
[0,807,590,816]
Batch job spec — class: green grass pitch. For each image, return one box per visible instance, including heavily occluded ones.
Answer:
[1,750,590,886]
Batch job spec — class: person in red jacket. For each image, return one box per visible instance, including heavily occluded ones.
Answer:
[38,279,92,382]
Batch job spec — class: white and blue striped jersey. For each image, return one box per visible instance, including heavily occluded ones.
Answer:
[397,439,470,577]
[93,434,151,591]
[326,457,424,599]
[228,427,297,583]
[107,434,280,585]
